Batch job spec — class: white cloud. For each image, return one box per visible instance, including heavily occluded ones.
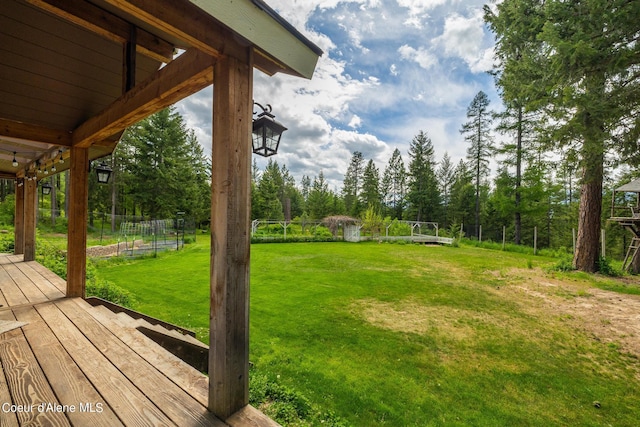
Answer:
[398,44,437,70]
[433,11,494,73]
[348,115,362,128]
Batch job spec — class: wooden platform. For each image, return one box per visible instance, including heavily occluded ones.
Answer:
[0,254,275,427]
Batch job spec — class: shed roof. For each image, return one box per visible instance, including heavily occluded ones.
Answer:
[0,0,321,180]
[616,178,640,193]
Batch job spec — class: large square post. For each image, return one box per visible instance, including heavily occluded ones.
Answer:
[14,179,25,255]
[209,52,253,419]
[23,178,37,261]
[67,146,89,297]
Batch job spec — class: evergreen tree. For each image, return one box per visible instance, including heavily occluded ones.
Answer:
[460,91,494,238]
[449,160,475,234]
[308,171,332,220]
[381,148,406,219]
[361,159,381,211]
[437,152,455,227]
[255,160,284,220]
[117,107,209,220]
[342,151,364,216]
[486,0,640,271]
[406,131,440,222]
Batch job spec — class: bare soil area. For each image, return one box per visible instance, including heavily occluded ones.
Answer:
[352,268,640,360]
[493,269,640,358]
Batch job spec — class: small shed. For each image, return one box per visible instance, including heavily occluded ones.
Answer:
[322,215,361,242]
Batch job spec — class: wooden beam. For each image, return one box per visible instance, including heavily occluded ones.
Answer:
[101,0,246,60]
[0,118,72,147]
[66,146,89,298]
[23,179,37,262]
[72,48,213,148]
[209,53,253,420]
[25,0,174,63]
[14,180,25,255]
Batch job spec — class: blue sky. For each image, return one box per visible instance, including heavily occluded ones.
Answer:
[177,0,500,190]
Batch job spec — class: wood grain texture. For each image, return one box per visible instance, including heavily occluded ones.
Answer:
[66,146,88,297]
[13,180,24,255]
[85,303,213,410]
[35,301,175,427]
[57,298,220,427]
[2,263,47,303]
[23,178,37,262]
[12,260,65,301]
[13,306,123,427]
[0,266,29,307]
[72,48,213,148]
[226,405,281,427]
[0,328,71,426]
[209,53,253,420]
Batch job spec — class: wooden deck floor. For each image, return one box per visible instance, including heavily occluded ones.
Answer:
[0,253,246,427]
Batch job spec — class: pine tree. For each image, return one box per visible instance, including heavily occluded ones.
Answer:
[486,0,640,271]
[308,171,332,220]
[342,151,364,216]
[381,148,406,219]
[437,152,455,227]
[361,159,381,211]
[460,91,494,238]
[406,131,440,222]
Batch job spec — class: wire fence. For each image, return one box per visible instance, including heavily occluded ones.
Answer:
[38,208,198,258]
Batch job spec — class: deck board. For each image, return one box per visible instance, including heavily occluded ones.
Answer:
[86,304,211,408]
[2,263,49,304]
[13,305,124,427]
[57,298,222,427]
[0,266,29,307]
[34,301,176,427]
[0,327,71,427]
[0,254,241,427]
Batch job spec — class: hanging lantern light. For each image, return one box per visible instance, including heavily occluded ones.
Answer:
[252,102,287,157]
[95,161,112,184]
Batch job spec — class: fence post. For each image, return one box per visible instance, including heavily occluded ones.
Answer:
[572,228,576,254]
[479,225,482,242]
[601,229,606,259]
[534,226,538,255]
[502,226,506,250]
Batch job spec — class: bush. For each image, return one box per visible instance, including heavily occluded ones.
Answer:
[0,230,14,252]
[598,256,621,277]
[551,257,575,272]
[250,369,351,427]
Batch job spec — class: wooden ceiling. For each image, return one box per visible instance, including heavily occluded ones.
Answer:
[0,0,321,180]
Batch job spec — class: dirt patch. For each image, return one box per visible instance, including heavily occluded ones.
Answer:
[489,269,640,358]
[353,299,501,340]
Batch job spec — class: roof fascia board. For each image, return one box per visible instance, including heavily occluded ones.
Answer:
[188,0,321,79]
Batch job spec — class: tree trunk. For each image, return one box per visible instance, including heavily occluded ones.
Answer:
[514,106,522,245]
[573,107,604,272]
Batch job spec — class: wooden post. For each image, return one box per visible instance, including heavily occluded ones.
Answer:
[209,52,252,419]
[23,178,37,261]
[572,228,576,254]
[601,229,606,259]
[67,146,89,298]
[14,180,25,255]
[502,225,506,250]
[479,225,482,242]
[534,226,538,255]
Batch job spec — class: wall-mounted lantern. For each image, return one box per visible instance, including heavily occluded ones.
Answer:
[252,102,287,157]
[95,161,112,184]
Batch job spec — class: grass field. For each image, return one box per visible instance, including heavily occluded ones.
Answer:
[96,240,640,426]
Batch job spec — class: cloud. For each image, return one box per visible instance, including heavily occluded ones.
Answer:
[433,11,494,73]
[176,0,501,191]
[398,45,438,70]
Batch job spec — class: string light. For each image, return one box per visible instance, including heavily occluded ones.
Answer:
[12,152,18,167]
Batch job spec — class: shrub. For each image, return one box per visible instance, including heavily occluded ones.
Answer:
[598,256,621,277]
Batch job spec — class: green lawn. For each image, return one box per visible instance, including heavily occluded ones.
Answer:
[96,240,640,426]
